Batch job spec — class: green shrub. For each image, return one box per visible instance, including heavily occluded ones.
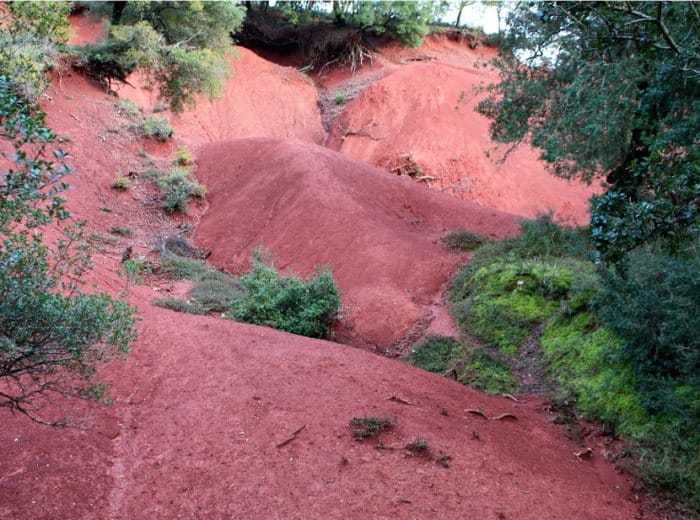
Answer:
[441,229,491,251]
[152,297,206,315]
[231,249,341,339]
[114,98,142,118]
[172,145,193,166]
[112,174,130,190]
[0,2,70,101]
[0,74,136,425]
[135,115,173,141]
[190,278,244,313]
[334,94,346,106]
[158,168,206,214]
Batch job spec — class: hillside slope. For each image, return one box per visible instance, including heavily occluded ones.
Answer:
[193,137,519,347]
[326,60,598,224]
[0,303,638,519]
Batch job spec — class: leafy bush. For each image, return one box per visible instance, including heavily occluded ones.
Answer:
[158,168,206,214]
[115,98,142,118]
[441,229,491,251]
[136,115,173,141]
[231,249,341,339]
[172,145,193,166]
[112,174,130,190]
[0,2,70,101]
[75,2,244,113]
[0,75,136,425]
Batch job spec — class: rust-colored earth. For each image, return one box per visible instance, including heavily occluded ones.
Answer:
[0,19,645,520]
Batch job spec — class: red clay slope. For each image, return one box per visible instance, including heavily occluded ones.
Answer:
[0,303,638,520]
[119,48,325,145]
[193,137,519,347]
[326,61,599,224]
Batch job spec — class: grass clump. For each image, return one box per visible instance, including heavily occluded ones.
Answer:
[135,115,173,141]
[441,229,491,251]
[108,225,133,237]
[112,174,130,191]
[231,249,341,339]
[350,416,395,440]
[406,334,516,394]
[405,437,430,455]
[115,98,142,118]
[172,145,193,166]
[158,168,206,214]
[152,297,206,315]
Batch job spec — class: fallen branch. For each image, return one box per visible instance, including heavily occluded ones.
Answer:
[465,409,518,421]
[387,395,413,405]
[276,424,307,448]
[502,393,526,403]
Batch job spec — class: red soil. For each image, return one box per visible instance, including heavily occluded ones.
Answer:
[325,47,599,224]
[193,137,518,347]
[0,303,639,520]
[0,20,644,520]
[118,48,325,145]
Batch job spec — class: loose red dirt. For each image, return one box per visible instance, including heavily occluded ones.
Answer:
[193,137,519,347]
[325,41,599,224]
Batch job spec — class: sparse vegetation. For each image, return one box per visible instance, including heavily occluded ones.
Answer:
[108,225,133,237]
[405,437,430,455]
[441,229,491,251]
[135,115,173,142]
[114,98,142,118]
[112,174,130,191]
[350,416,396,440]
[158,168,206,214]
[172,145,193,166]
[334,94,345,106]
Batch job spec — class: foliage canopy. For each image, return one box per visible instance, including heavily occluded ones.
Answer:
[480,1,699,264]
[78,1,245,112]
[0,76,136,426]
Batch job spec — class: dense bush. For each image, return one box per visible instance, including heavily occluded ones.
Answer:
[0,75,136,425]
[158,168,206,214]
[0,2,70,101]
[136,115,173,141]
[231,249,340,339]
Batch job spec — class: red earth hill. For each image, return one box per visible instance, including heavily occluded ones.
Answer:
[326,57,599,224]
[193,137,519,347]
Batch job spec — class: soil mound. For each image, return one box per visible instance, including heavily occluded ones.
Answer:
[119,48,324,145]
[0,303,638,519]
[193,137,519,347]
[326,61,599,224]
